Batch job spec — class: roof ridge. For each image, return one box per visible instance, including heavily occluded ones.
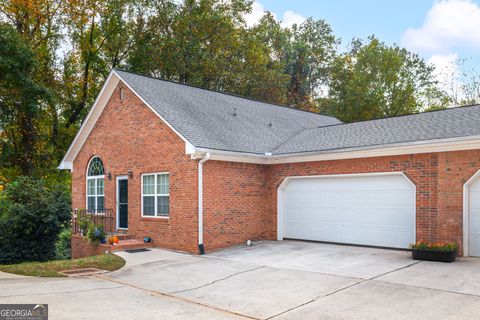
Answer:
[324,104,480,128]
[113,68,341,121]
[272,104,480,153]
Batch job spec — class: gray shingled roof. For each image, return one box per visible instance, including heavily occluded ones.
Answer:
[273,104,480,154]
[116,70,480,156]
[116,69,341,154]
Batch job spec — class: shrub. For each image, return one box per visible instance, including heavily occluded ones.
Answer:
[55,227,71,260]
[0,177,71,264]
[86,223,106,246]
[410,241,457,252]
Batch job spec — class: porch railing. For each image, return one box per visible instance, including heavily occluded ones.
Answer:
[72,208,115,235]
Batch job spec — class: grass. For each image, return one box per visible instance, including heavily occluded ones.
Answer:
[0,254,126,277]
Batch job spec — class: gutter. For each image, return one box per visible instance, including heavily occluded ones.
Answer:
[192,152,210,254]
[192,135,480,164]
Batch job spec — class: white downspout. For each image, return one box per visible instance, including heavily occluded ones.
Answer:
[196,152,210,254]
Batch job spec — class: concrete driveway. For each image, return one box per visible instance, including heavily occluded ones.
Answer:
[1,241,480,319]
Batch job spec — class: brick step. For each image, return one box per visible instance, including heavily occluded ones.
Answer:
[111,239,153,251]
[107,233,134,240]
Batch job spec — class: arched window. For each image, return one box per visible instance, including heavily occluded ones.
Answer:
[87,156,105,212]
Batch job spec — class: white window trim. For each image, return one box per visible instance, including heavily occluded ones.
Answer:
[141,172,170,219]
[86,156,105,213]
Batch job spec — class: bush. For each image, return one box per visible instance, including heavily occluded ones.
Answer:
[0,177,71,264]
[86,223,106,246]
[410,241,457,252]
[55,227,71,260]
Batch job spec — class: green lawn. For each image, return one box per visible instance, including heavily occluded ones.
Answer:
[0,254,125,277]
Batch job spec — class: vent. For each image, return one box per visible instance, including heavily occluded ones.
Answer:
[120,87,125,102]
[125,248,151,253]
[60,268,106,277]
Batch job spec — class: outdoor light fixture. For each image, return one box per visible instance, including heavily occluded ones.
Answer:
[127,170,133,178]
[106,172,112,180]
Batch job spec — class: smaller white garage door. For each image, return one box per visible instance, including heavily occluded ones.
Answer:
[468,177,480,257]
[281,173,415,249]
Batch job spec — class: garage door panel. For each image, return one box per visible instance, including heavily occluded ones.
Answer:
[282,174,415,249]
[284,207,413,226]
[285,190,413,209]
[286,176,413,191]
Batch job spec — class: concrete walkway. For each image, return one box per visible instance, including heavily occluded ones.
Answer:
[1,241,480,319]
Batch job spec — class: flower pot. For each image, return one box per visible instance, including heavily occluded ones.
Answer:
[412,249,456,262]
[94,228,102,237]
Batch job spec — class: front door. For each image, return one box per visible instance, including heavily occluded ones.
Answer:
[117,177,128,229]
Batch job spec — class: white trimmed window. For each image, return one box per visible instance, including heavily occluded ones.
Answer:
[86,156,105,212]
[142,173,170,217]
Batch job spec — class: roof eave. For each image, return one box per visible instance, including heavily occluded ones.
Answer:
[195,135,480,165]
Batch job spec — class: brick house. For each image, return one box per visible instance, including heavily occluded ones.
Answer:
[60,69,480,257]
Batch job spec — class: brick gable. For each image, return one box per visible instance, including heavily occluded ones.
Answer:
[72,83,199,253]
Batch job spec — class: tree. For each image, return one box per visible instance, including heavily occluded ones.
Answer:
[323,36,441,122]
[62,0,143,127]
[250,15,338,110]
[0,0,476,187]
[0,23,50,177]
[284,18,338,111]
[128,0,292,103]
[0,177,71,263]
[1,0,65,173]
[437,58,480,107]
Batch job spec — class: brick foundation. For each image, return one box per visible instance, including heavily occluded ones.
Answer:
[71,235,111,259]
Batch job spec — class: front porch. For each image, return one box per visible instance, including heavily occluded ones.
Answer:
[71,209,152,259]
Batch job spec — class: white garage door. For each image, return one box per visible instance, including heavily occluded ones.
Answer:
[281,173,415,249]
[468,177,480,257]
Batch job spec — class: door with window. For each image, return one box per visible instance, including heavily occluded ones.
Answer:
[117,177,128,229]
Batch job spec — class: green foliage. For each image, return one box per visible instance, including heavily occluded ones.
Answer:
[0,23,51,177]
[55,227,72,260]
[410,241,458,252]
[284,18,338,110]
[324,36,441,122]
[0,177,71,264]
[78,214,90,233]
[86,223,106,246]
[0,0,471,189]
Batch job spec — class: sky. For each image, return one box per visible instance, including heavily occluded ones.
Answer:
[245,0,480,89]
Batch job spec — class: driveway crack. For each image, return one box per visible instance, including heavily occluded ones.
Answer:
[0,285,124,298]
[170,266,265,294]
[267,261,422,319]
[95,274,260,320]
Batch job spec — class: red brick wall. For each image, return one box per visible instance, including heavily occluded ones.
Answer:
[72,84,199,253]
[71,235,111,259]
[266,151,480,255]
[71,81,480,256]
[203,161,272,251]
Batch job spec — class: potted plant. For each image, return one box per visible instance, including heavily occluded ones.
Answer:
[86,223,106,246]
[410,241,457,262]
